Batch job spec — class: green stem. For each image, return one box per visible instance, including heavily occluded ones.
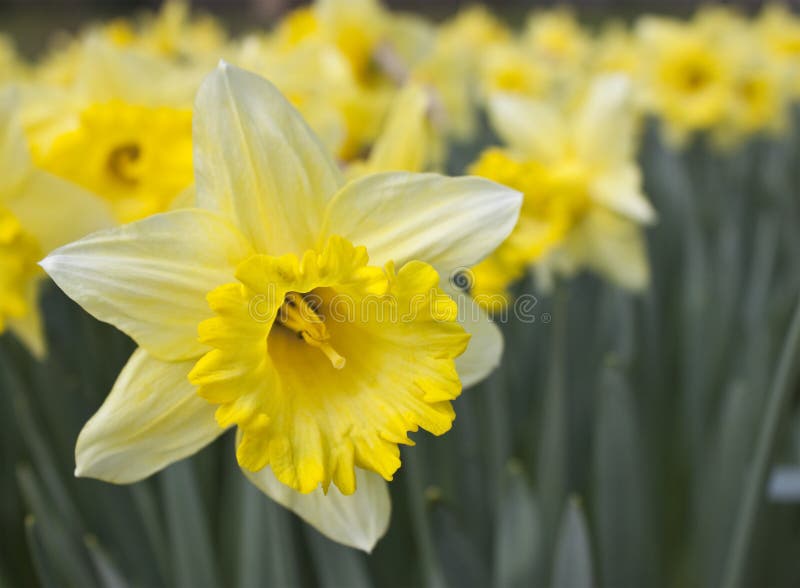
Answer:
[721,295,800,588]
[536,282,569,543]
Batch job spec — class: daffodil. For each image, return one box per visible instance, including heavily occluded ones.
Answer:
[25,39,199,223]
[469,75,655,301]
[635,16,733,144]
[42,63,521,550]
[479,42,552,100]
[0,89,112,356]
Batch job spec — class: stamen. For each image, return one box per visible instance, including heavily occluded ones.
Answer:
[276,292,347,369]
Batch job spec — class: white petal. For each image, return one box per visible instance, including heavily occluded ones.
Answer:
[574,75,636,170]
[243,461,390,553]
[591,166,656,225]
[320,172,522,274]
[75,348,222,484]
[488,93,566,162]
[8,171,114,253]
[193,62,344,256]
[41,209,252,361]
[442,282,503,387]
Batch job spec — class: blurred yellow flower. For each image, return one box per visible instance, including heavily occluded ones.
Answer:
[479,42,552,99]
[0,90,112,356]
[42,63,520,550]
[525,9,589,67]
[36,101,193,223]
[25,39,198,222]
[470,75,655,300]
[636,16,732,142]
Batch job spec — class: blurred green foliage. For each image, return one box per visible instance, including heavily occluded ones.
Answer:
[2,115,800,587]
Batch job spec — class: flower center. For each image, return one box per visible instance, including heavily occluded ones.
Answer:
[276,291,346,369]
[32,100,193,223]
[107,142,143,185]
[189,236,469,495]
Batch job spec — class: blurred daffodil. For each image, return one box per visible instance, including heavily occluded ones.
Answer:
[25,39,198,223]
[635,16,733,143]
[0,90,112,356]
[42,63,521,551]
[470,75,655,301]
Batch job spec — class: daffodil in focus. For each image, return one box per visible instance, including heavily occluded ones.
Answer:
[42,63,521,550]
[469,75,655,304]
[0,90,112,357]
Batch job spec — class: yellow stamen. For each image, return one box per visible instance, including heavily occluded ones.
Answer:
[277,292,346,369]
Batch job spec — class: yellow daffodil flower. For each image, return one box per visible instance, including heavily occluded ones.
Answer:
[524,9,589,68]
[470,75,655,300]
[479,42,552,100]
[635,16,733,144]
[41,63,521,550]
[25,39,198,223]
[0,89,112,356]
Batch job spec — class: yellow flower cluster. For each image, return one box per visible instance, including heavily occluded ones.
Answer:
[1,0,799,552]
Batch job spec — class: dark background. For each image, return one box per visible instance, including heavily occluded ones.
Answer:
[3,0,799,59]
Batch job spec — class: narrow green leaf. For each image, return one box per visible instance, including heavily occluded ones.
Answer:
[403,450,447,588]
[24,517,60,588]
[17,465,97,588]
[493,461,541,588]
[537,284,569,542]
[160,460,220,588]
[551,498,594,588]
[84,535,129,588]
[237,476,300,588]
[306,528,372,588]
[593,367,653,587]
[721,295,800,588]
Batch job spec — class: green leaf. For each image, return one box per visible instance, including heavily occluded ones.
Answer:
[17,465,97,587]
[493,461,542,588]
[160,460,220,588]
[593,367,653,587]
[551,498,594,588]
[84,535,129,588]
[237,477,301,588]
[306,528,372,588]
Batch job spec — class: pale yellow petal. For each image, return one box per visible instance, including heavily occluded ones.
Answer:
[7,171,114,254]
[320,172,522,273]
[75,348,222,484]
[567,209,650,291]
[366,83,432,173]
[574,75,636,170]
[41,209,252,361]
[242,457,390,553]
[591,166,657,224]
[488,93,566,162]
[193,62,344,255]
